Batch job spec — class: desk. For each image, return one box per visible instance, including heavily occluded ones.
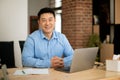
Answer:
[1,68,120,80]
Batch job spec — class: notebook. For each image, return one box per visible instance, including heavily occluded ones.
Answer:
[55,47,99,73]
[1,64,9,80]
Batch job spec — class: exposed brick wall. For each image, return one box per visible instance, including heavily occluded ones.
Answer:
[62,0,92,49]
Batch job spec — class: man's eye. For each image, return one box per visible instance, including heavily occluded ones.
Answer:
[49,19,53,22]
[42,19,46,22]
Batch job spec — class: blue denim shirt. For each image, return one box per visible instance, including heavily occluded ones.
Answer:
[22,30,74,68]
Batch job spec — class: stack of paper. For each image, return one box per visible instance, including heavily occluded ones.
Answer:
[14,68,49,75]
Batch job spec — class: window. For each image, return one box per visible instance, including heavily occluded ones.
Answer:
[50,0,62,33]
[55,12,62,33]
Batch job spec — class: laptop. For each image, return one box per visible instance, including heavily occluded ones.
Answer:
[55,47,99,73]
[1,64,9,80]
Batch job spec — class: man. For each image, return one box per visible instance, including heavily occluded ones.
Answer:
[22,7,73,68]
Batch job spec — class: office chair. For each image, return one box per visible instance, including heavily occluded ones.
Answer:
[19,41,25,53]
[0,41,15,68]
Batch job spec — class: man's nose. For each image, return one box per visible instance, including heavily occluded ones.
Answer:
[46,20,49,25]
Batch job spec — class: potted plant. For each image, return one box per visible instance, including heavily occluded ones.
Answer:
[87,33,101,62]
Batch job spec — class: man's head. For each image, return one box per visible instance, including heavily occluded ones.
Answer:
[37,7,55,19]
[37,7,56,37]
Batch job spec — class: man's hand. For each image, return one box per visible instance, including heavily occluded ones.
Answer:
[51,56,64,68]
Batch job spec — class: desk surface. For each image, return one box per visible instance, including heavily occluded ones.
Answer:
[1,68,120,80]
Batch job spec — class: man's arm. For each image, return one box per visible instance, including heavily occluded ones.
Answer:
[62,35,74,68]
[22,37,51,68]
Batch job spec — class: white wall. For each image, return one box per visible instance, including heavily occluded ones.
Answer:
[0,0,28,41]
[28,0,49,16]
[0,0,49,41]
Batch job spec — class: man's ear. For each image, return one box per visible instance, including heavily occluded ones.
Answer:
[37,19,40,25]
[54,18,56,22]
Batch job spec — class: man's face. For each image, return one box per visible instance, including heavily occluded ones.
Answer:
[38,13,55,34]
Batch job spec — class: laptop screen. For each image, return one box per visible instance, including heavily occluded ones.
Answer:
[70,47,98,73]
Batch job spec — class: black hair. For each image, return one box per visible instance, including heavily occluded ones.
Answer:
[37,7,55,19]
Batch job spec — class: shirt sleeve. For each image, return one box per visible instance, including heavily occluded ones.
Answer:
[62,35,74,68]
[22,36,51,68]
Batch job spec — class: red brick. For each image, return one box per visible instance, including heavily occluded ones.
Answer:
[62,0,92,49]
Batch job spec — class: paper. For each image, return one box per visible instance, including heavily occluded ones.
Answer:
[14,68,49,75]
[13,70,27,75]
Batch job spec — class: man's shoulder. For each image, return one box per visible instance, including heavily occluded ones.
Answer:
[54,31,67,41]
[54,31,65,37]
[30,30,39,35]
[28,30,40,38]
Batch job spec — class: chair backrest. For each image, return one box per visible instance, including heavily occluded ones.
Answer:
[0,41,15,68]
[19,41,25,53]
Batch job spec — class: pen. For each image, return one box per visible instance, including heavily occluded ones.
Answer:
[22,70,25,74]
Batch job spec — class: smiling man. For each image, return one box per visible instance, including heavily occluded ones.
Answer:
[22,7,74,68]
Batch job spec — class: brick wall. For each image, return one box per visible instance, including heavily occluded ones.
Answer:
[62,0,93,49]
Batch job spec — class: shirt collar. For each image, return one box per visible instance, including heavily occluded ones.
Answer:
[39,30,58,40]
